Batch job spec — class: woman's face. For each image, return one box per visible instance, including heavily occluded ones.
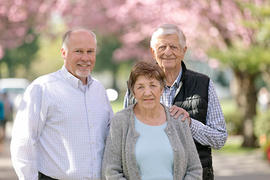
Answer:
[133,75,163,110]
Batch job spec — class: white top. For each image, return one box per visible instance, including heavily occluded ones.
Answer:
[10,66,113,180]
[134,116,173,180]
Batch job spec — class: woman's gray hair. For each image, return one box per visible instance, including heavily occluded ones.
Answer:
[62,28,97,50]
[150,24,186,49]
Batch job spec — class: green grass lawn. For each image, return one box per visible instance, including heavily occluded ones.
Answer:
[111,99,124,113]
[214,135,259,154]
[215,142,257,154]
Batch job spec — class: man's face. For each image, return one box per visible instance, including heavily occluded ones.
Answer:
[61,30,96,84]
[151,34,187,72]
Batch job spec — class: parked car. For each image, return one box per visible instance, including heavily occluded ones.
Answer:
[0,78,30,119]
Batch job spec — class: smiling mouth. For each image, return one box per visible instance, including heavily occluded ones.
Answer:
[162,58,175,60]
[144,99,154,101]
[78,64,90,67]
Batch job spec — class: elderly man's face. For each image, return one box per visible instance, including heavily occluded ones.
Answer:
[151,34,186,72]
[61,30,96,84]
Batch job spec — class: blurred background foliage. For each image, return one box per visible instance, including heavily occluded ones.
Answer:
[0,0,270,154]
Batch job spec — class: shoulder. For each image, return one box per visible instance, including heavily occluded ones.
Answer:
[25,71,61,95]
[166,110,189,132]
[111,106,133,126]
[112,107,132,121]
[31,71,62,87]
[91,77,103,86]
[164,105,185,125]
[183,69,210,89]
[90,77,106,91]
[185,69,210,81]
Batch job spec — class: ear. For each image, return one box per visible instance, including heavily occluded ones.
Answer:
[61,47,66,59]
[131,90,136,100]
[150,47,156,58]
[183,46,187,54]
[161,86,164,94]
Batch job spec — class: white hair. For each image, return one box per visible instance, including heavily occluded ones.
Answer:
[62,28,97,50]
[150,24,186,50]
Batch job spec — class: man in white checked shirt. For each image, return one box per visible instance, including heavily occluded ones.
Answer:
[124,24,227,180]
[10,29,113,180]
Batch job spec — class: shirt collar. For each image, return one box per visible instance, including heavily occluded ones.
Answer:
[60,66,93,89]
[170,67,182,88]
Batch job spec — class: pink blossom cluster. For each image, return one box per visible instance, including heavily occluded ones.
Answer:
[0,0,267,61]
[0,0,59,58]
[58,0,267,61]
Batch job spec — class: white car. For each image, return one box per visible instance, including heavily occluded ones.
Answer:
[0,78,30,112]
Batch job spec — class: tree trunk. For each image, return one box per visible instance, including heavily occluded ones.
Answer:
[262,68,270,89]
[233,69,258,147]
[8,63,16,77]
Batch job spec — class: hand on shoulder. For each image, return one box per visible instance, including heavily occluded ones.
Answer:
[169,105,191,126]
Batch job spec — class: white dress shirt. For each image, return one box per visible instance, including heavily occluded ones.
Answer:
[10,66,113,180]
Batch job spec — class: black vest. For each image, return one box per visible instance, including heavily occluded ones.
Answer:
[174,62,212,168]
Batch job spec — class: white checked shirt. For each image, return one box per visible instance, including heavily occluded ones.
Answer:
[161,69,183,107]
[124,68,227,150]
[11,66,113,180]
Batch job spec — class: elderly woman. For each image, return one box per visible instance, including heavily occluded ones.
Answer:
[102,61,202,180]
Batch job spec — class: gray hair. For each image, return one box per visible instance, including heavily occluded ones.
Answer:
[62,28,97,50]
[150,24,186,50]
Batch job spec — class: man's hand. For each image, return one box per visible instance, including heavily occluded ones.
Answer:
[169,105,191,125]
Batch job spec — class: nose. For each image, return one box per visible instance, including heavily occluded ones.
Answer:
[143,86,152,96]
[81,52,90,61]
[164,46,172,56]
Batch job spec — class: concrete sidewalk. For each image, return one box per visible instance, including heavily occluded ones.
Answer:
[0,138,17,180]
[213,150,270,180]
[213,136,270,180]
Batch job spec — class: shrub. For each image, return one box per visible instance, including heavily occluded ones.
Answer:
[255,110,270,161]
[255,110,270,140]
[221,99,243,135]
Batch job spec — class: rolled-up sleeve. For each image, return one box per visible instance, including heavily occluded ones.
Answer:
[190,80,227,149]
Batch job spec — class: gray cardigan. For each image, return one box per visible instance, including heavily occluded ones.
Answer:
[102,104,202,180]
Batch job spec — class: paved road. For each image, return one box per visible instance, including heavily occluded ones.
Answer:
[0,138,17,180]
[1,122,270,180]
[213,136,270,180]
[213,150,270,180]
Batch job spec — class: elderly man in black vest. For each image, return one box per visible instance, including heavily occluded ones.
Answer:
[124,24,227,180]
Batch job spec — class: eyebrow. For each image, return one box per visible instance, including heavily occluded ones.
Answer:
[135,81,157,85]
[73,48,96,51]
[158,43,178,46]
[135,83,144,86]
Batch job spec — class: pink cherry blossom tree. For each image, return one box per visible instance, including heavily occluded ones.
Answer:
[0,0,60,58]
[59,0,269,147]
[0,0,63,76]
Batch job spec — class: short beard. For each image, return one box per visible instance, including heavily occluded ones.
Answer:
[75,69,91,79]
